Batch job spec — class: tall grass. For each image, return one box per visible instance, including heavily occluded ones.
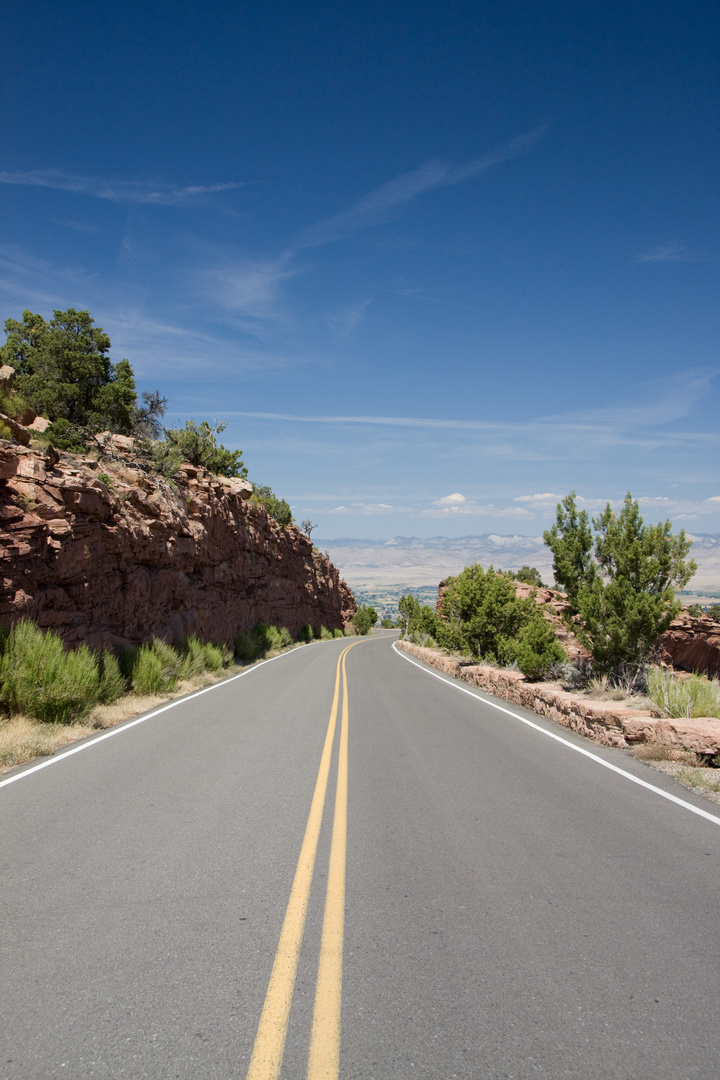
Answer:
[647,667,720,719]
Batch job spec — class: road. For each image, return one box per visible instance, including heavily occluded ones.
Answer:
[1,632,719,1079]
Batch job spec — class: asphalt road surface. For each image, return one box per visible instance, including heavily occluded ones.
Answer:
[2,632,720,1079]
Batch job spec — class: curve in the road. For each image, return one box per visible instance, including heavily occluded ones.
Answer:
[393,640,720,828]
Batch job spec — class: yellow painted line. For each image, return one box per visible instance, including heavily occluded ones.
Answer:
[246,643,357,1080]
[306,647,350,1079]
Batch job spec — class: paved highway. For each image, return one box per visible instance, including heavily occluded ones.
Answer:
[2,633,719,1079]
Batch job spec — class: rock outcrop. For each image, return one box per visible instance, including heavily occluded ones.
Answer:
[659,614,720,678]
[0,442,356,649]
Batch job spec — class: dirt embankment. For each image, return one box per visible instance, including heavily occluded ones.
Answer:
[0,441,356,649]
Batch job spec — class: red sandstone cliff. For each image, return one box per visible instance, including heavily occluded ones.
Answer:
[659,613,720,678]
[0,441,356,649]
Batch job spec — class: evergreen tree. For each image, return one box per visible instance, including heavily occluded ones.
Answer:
[1,308,138,449]
[544,492,697,671]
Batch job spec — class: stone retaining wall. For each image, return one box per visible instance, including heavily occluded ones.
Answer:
[397,640,720,754]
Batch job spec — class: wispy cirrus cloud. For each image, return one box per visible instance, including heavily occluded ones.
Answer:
[285,127,546,255]
[514,492,720,522]
[0,168,242,206]
[324,298,372,336]
[632,243,700,264]
[197,128,547,324]
[329,502,413,515]
[202,255,296,322]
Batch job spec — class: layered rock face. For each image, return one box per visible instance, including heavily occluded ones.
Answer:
[660,614,720,678]
[0,442,356,649]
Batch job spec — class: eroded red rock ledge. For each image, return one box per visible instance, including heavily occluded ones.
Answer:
[0,442,356,649]
[397,640,720,754]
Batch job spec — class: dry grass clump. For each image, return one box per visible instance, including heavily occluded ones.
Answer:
[633,741,699,764]
[675,766,720,794]
[0,715,97,770]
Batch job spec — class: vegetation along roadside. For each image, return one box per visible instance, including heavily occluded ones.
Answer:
[0,620,350,774]
[397,491,720,804]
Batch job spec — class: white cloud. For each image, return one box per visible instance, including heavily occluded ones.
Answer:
[422,501,532,519]
[434,493,466,507]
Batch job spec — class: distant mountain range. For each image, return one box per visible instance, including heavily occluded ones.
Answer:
[317,533,720,595]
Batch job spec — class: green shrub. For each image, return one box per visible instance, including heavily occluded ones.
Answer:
[353,605,378,635]
[179,636,230,676]
[511,614,567,681]
[250,484,293,525]
[297,624,314,643]
[647,668,720,719]
[180,636,209,676]
[97,649,127,704]
[318,626,335,640]
[514,566,545,587]
[130,645,168,695]
[0,386,31,421]
[204,642,231,670]
[130,639,187,694]
[261,624,292,651]
[0,620,102,723]
[436,565,538,662]
[235,623,292,661]
[333,628,345,638]
[234,630,259,661]
[154,419,247,478]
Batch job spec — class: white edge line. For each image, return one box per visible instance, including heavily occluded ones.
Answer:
[392,642,720,828]
[0,645,313,791]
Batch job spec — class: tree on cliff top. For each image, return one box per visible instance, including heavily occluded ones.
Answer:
[544,491,697,672]
[153,419,247,479]
[1,309,137,447]
[250,484,293,525]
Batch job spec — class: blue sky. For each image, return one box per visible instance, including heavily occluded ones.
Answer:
[2,0,718,537]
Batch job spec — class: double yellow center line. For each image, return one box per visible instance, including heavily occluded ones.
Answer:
[246,642,357,1080]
